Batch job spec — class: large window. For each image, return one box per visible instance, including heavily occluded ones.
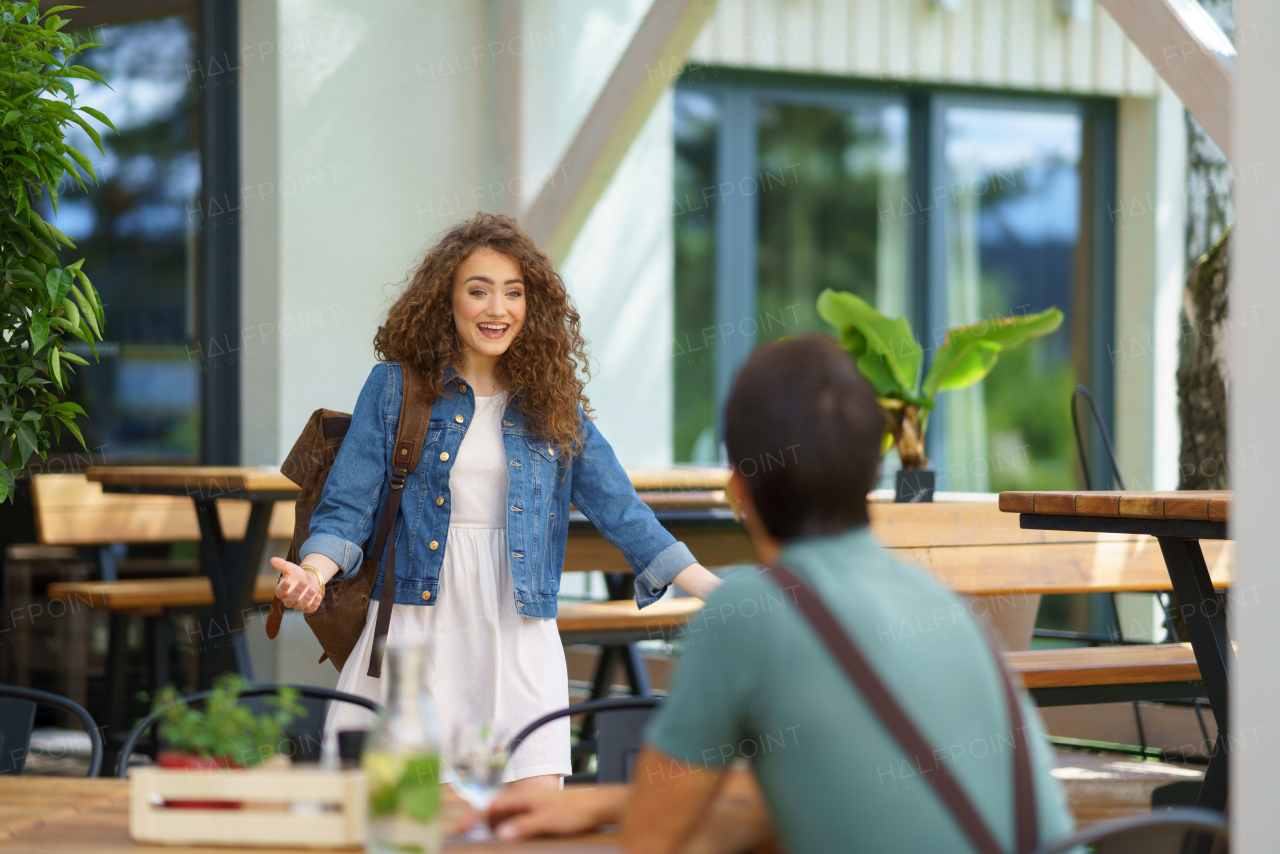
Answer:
[46,16,200,462]
[940,105,1083,491]
[673,73,1115,491]
[673,85,908,463]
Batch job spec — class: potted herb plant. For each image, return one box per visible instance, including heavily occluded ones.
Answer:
[1,1,112,502]
[150,676,305,807]
[816,288,1063,502]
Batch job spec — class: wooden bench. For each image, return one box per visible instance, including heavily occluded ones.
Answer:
[47,575,279,614]
[1005,643,1205,706]
[554,497,1233,703]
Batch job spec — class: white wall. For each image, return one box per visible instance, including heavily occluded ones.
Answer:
[689,0,1160,98]
[560,93,674,466]
[521,0,673,465]
[1231,0,1280,846]
[243,0,673,466]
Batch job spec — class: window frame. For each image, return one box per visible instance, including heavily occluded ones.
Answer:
[675,68,1118,485]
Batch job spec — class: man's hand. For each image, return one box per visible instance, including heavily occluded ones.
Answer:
[487,785,627,841]
[270,557,323,613]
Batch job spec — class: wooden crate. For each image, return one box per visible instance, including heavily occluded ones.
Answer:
[129,766,366,848]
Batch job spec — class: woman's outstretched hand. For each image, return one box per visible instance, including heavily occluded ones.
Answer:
[270,556,324,614]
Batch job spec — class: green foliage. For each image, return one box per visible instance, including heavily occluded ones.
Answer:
[816,289,926,406]
[151,676,306,766]
[817,287,1064,465]
[0,1,113,501]
[922,308,1066,397]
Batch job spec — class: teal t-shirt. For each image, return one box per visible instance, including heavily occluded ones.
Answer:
[643,526,1075,854]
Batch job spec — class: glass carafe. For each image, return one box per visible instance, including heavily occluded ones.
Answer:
[364,641,444,854]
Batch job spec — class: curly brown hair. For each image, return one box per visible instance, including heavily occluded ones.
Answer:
[374,212,592,458]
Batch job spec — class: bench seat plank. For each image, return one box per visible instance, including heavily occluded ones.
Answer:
[47,576,277,611]
[1004,644,1201,688]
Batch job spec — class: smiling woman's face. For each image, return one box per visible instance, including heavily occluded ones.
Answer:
[451,247,526,362]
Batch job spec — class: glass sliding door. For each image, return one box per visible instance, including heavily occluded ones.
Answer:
[44,16,200,462]
[756,101,908,341]
[940,105,1084,491]
[672,84,908,462]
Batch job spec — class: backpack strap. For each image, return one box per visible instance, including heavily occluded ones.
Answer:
[762,564,1037,854]
[365,362,432,678]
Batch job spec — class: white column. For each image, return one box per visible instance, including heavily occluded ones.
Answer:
[1113,83,1186,491]
[1230,1,1280,847]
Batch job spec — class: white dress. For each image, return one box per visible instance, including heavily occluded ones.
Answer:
[325,391,571,781]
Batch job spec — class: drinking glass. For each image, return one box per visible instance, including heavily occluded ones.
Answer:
[447,722,509,842]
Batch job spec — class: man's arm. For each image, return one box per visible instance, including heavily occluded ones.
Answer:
[621,747,726,854]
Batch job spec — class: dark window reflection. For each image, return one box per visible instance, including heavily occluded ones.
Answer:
[45,16,199,462]
[756,101,907,341]
[672,91,719,463]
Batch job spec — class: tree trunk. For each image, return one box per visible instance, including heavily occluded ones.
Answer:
[1178,229,1230,489]
[1177,0,1234,491]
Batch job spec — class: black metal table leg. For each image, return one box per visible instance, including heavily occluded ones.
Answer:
[621,643,653,697]
[145,615,171,693]
[192,498,254,681]
[103,611,130,768]
[231,502,273,671]
[1157,536,1233,811]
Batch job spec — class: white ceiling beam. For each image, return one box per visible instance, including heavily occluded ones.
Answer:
[522,0,719,262]
[1099,0,1235,161]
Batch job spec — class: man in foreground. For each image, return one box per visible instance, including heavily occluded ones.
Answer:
[489,338,1075,852]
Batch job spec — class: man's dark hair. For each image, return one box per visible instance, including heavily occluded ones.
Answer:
[723,337,882,542]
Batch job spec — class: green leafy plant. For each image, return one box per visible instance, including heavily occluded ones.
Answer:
[1,1,114,501]
[817,288,1064,470]
[151,676,306,766]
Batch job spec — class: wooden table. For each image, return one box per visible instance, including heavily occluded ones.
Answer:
[0,777,618,852]
[999,490,1233,811]
[85,467,301,683]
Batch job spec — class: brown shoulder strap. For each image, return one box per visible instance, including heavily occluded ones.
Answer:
[763,565,1036,854]
[366,362,432,677]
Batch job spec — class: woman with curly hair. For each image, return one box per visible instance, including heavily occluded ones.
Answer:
[270,213,721,787]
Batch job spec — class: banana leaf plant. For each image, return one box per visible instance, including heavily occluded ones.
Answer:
[817,288,1064,470]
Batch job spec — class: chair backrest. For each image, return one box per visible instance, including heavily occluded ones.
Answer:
[1031,807,1227,854]
[509,697,662,784]
[0,685,103,777]
[0,697,36,774]
[116,683,379,777]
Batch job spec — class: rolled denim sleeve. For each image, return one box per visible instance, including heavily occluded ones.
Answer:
[298,363,393,581]
[569,417,697,608]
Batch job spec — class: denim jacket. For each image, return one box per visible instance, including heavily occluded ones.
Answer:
[300,361,696,617]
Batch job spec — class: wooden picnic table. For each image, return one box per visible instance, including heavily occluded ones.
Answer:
[0,776,618,852]
[999,490,1233,811]
[85,466,301,683]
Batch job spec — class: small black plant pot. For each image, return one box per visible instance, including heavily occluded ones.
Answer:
[894,469,936,503]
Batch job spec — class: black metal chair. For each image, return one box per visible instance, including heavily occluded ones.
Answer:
[0,685,104,777]
[116,683,379,777]
[1031,807,1227,853]
[509,696,661,784]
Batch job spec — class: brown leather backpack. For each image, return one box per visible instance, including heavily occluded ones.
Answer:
[264,363,432,678]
